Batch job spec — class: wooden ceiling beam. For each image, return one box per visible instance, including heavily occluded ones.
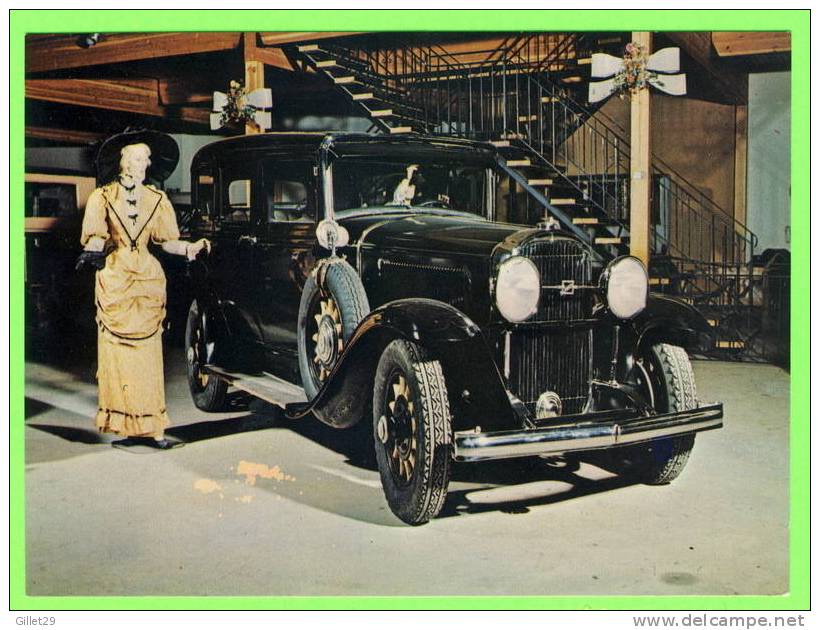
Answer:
[158,78,216,105]
[258,32,366,46]
[26,78,209,125]
[712,32,791,57]
[26,32,242,73]
[25,126,106,145]
[666,32,748,104]
[243,31,294,71]
[249,45,295,71]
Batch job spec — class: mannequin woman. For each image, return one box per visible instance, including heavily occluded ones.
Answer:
[79,136,209,449]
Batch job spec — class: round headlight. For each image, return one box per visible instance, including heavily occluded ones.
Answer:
[495,256,540,322]
[603,256,648,319]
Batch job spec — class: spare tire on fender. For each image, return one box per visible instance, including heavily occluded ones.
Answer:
[297,257,370,400]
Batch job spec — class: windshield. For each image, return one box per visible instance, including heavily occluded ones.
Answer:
[332,157,488,218]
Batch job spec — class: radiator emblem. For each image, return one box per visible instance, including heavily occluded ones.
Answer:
[560,279,576,296]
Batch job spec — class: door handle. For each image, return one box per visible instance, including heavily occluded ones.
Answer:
[238,235,258,245]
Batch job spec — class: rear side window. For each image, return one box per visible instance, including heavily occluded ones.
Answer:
[220,165,256,223]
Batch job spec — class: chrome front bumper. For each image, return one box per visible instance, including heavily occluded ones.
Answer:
[453,403,723,462]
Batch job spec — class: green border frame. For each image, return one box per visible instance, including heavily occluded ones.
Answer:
[10,9,809,611]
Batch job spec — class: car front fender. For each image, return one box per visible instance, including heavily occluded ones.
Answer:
[632,293,715,353]
[288,298,519,432]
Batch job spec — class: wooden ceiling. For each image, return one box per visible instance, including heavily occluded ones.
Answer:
[25,31,360,144]
[25,30,790,146]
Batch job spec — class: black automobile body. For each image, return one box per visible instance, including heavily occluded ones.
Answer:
[185,132,723,524]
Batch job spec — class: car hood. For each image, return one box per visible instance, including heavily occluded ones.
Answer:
[341,212,523,258]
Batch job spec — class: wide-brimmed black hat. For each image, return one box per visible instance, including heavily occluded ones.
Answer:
[95,129,179,186]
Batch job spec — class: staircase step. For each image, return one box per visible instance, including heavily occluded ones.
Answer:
[577,57,592,65]
[315,59,340,68]
[594,236,622,245]
[298,44,320,52]
[491,140,511,147]
[541,96,560,103]
[324,67,409,95]
[388,126,414,134]
[518,115,538,122]
[562,76,584,84]
[572,217,601,225]
[528,178,554,186]
[367,108,394,117]
[716,340,745,349]
[649,277,672,286]
[550,198,579,205]
[343,87,424,116]
[506,159,532,167]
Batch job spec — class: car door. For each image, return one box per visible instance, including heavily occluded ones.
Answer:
[203,158,266,355]
[252,156,320,378]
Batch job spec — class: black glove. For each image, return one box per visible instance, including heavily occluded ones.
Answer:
[75,251,107,271]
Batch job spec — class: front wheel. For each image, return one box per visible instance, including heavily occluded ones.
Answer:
[185,299,228,411]
[373,339,452,525]
[622,343,698,485]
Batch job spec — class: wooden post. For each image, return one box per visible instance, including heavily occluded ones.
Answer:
[629,32,652,266]
[243,33,264,135]
[734,105,748,229]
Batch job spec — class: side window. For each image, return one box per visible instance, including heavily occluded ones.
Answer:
[220,165,256,224]
[262,160,316,223]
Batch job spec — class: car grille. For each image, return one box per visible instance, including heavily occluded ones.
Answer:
[518,237,593,321]
[508,237,593,415]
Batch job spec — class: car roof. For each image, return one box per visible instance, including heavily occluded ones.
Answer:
[191,132,498,167]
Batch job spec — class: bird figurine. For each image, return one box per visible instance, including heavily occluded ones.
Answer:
[391,164,419,207]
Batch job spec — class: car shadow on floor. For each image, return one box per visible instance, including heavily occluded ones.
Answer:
[231,411,644,523]
[26,389,644,525]
[439,458,638,519]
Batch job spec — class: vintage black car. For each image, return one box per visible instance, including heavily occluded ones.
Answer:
[184,132,723,525]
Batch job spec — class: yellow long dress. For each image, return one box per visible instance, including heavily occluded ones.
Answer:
[80,181,181,437]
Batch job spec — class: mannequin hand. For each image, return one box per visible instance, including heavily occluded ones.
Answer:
[75,250,107,271]
[186,238,211,261]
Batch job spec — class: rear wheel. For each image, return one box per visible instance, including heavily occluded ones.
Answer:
[373,340,452,525]
[623,343,697,484]
[185,299,227,412]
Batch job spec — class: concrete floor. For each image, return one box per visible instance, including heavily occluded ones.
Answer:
[24,345,789,597]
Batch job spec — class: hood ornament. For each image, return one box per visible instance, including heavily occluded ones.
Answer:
[538,215,561,232]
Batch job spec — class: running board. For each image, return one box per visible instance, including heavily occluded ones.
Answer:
[204,365,308,407]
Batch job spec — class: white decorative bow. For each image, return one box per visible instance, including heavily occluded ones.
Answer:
[588,47,687,103]
[210,87,273,131]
